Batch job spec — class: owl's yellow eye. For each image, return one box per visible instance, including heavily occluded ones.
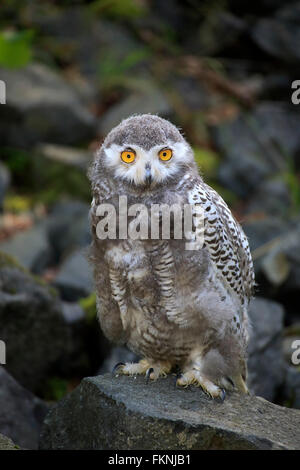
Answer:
[121,149,136,164]
[159,148,172,161]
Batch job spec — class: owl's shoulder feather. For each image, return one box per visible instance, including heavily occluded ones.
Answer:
[185,176,255,305]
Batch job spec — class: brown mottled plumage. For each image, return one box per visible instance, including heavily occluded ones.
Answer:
[88,114,254,398]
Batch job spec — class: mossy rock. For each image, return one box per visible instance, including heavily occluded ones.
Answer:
[0,433,19,450]
[79,292,97,324]
[0,250,57,294]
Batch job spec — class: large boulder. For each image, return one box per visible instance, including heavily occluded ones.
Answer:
[252,3,300,62]
[98,84,173,137]
[53,249,93,301]
[0,251,69,392]
[40,374,300,450]
[57,301,99,378]
[281,367,300,410]
[244,219,300,295]
[0,63,96,147]
[247,297,285,401]
[0,367,48,449]
[34,143,93,171]
[0,222,53,274]
[46,200,91,264]
[243,216,296,278]
[212,103,300,198]
[0,163,10,211]
[245,178,292,218]
[29,5,142,87]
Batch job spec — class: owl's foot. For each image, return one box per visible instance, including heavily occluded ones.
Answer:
[113,358,172,380]
[176,369,226,400]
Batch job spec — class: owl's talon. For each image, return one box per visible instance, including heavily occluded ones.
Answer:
[174,373,182,388]
[176,375,189,388]
[112,362,125,375]
[220,389,226,402]
[226,377,235,388]
[146,367,154,383]
[176,369,225,399]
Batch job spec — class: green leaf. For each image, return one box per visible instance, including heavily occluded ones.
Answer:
[79,292,97,324]
[43,377,68,401]
[0,30,34,68]
[98,47,150,90]
[193,147,220,178]
[90,0,147,19]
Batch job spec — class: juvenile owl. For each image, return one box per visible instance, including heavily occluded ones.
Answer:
[88,114,255,399]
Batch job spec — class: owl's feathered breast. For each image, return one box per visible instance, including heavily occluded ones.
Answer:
[90,170,254,343]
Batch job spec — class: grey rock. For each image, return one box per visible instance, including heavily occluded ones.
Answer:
[47,201,91,263]
[256,74,292,102]
[0,63,96,147]
[35,143,93,171]
[54,249,93,301]
[0,252,69,392]
[243,216,288,253]
[213,103,300,197]
[282,367,300,409]
[31,7,141,86]
[58,301,94,377]
[252,3,300,62]
[0,222,53,274]
[243,216,288,276]
[0,367,48,449]
[0,433,19,450]
[39,374,300,450]
[280,224,300,291]
[261,250,290,287]
[283,335,300,366]
[171,77,214,111]
[247,297,285,401]
[99,84,172,136]
[61,301,86,324]
[188,11,246,56]
[245,178,292,217]
[0,163,10,211]
[247,221,300,291]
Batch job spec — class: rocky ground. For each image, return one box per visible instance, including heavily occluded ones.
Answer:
[0,0,300,450]
[40,374,300,450]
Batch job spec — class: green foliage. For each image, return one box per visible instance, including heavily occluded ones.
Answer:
[1,147,32,174]
[193,147,220,178]
[0,251,25,271]
[284,158,300,212]
[90,0,147,20]
[0,29,34,68]
[31,159,91,205]
[195,0,228,55]
[0,251,56,294]
[210,183,238,207]
[79,292,97,324]
[192,147,237,205]
[4,195,32,213]
[99,47,150,91]
[43,377,68,401]
[2,147,91,204]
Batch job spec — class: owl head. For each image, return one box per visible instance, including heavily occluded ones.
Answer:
[93,114,197,189]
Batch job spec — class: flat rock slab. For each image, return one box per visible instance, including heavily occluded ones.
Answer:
[40,374,300,450]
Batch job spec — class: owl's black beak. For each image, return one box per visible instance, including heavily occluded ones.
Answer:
[145,165,153,185]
